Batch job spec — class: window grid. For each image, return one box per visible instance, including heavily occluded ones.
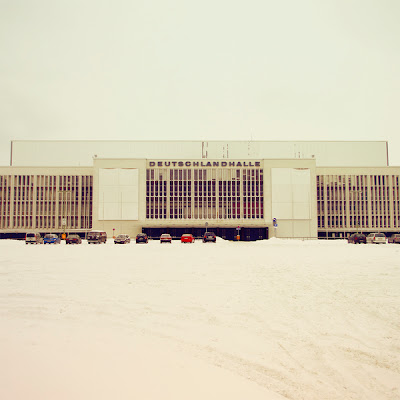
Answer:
[146,168,264,220]
[317,174,400,230]
[0,174,92,230]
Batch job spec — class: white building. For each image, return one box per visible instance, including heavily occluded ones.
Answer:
[0,140,398,240]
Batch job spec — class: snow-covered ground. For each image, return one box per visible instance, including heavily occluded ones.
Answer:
[0,238,399,400]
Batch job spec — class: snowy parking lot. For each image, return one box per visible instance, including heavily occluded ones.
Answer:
[0,238,399,400]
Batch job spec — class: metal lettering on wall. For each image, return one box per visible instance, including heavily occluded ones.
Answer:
[148,161,261,167]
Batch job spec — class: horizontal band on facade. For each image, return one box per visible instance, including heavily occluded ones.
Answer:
[148,161,261,168]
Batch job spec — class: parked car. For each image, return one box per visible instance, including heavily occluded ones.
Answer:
[347,233,366,244]
[388,234,400,244]
[43,234,61,244]
[87,230,107,244]
[160,233,172,243]
[114,234,130,244]
[366,232,387,244]
[181,234,195,243]
[136,233,148,244]
[66,234,82,244]
[203,232,216,243]
[25,232,42,244]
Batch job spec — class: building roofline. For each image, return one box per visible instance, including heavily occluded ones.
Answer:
[11,139,389,144]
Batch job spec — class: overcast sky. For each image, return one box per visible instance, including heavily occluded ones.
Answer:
[1,0,399,166]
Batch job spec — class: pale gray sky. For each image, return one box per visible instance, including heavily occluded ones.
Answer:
[1,0,399,165]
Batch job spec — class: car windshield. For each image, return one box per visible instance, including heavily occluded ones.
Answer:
[45,234,55,238]
[375,233,385,237]
[88,232,99,238]
[69,235,79,239]
[161,234,170,237]
[26,233,35,237]
[117,235,126,238]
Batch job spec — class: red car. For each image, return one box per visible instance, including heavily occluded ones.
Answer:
[181,234,195,243]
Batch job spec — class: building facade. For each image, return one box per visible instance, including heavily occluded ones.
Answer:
[0,167,93,233]
[1,141,399,240]
[317,167,400,237]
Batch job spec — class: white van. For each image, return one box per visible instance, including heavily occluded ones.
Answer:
[366,233,387,244]
[25,232,42,244]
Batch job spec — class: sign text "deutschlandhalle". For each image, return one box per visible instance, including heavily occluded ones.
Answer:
[149,161,261,168]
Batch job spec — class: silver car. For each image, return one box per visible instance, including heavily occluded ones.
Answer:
[388,234,400,244]
[114,234,131,244]
[366,233,387,244]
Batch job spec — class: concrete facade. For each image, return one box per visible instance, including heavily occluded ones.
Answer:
[89,157,317,239]
[0,141,399,240]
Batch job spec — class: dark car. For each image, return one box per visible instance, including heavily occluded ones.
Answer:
[66,234,82,244]
[87,231,107,244]
[388,234,400,244]
[43,234,61,244]
[136,233,148,244]
[347,233,366,244]
[160,233,172,243]
[203,232,216,243]
[114,234,131,244]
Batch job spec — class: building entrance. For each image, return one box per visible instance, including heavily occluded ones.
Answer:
[143,227,268,241]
